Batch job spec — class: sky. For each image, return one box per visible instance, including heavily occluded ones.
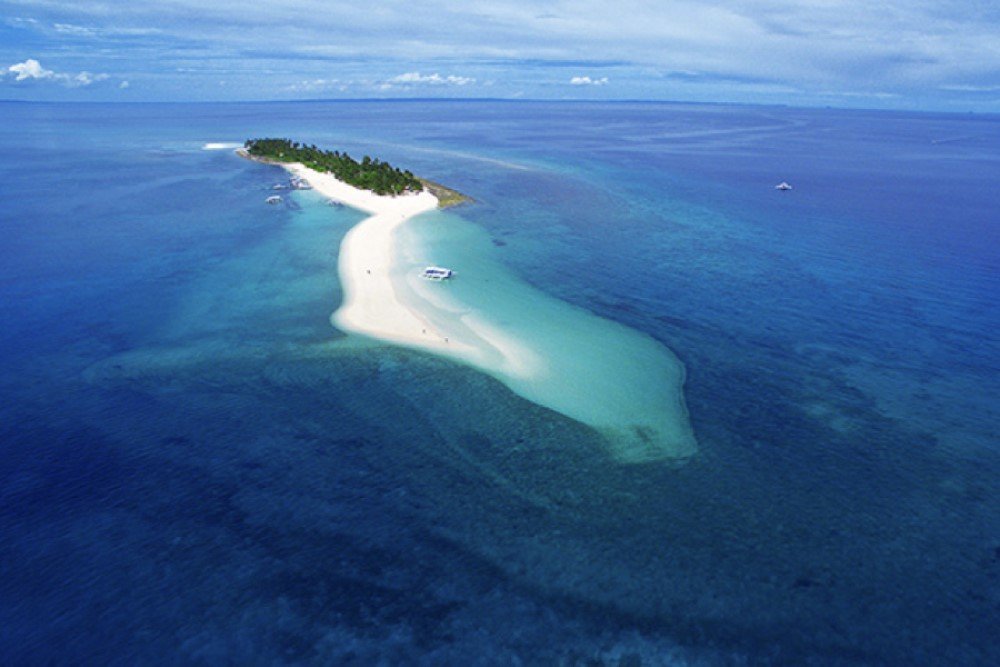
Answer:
[1,0,999,111]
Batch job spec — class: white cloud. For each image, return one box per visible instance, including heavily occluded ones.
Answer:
[5,59,113,87]
[9,59,55,81]
[51,22,162,38]
[817,89,900,100]
[939,84,1000,93]
[53,23,97,36]
[4,17,39,29]
[570,76,609,86]
[287,78,342,92]
[74,71,109,85]
[386,72,475,87]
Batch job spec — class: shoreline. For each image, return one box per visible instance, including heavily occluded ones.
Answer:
[245,152,696,463]
[238,148,470,208]
[264,157,536,376]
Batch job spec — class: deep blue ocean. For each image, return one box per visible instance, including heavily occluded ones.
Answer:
[1,101,997,665]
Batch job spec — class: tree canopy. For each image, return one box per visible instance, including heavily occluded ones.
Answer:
[244,138,423,196]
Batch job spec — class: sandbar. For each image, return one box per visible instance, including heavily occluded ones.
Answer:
[264,159,696,462]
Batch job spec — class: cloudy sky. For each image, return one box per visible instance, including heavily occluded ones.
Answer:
[2,0,999,110]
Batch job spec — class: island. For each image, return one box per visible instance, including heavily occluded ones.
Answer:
[237,138,696,463]
[240,138,469,207]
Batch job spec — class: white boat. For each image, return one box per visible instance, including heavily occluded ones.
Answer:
[775,182,793,191]
[266,195,283,205]
[420,266,454,280]
[290,177,312,190]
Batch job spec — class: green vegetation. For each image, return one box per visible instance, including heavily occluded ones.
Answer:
[244,138,423,196]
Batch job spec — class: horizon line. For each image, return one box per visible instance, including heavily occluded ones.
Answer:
[0,96,994,117]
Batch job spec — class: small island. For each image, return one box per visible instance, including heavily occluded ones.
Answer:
[237,135,695,464]
[241,138,469,207]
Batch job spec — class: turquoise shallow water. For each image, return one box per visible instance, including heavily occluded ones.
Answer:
[0,101,997,664]
[395,210,696,462]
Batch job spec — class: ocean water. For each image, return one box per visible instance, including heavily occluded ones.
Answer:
[0,100,997,664]
[396,209,696,463]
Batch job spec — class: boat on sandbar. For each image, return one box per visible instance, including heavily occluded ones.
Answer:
[420,266,454,281]
[266,195,283,205]
[775,182,793,191]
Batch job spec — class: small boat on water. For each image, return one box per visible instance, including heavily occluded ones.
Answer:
[775,182,793,191]
[272,184,287,190]
[266,195,283,205]
[327,199,344,208]
[289,177,312,190]
[421,266,454,281]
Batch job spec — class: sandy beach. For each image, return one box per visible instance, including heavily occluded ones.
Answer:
[279,162,540,376]
[264,159,695,462]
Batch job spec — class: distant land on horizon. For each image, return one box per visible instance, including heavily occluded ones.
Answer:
[2,97,997,119]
